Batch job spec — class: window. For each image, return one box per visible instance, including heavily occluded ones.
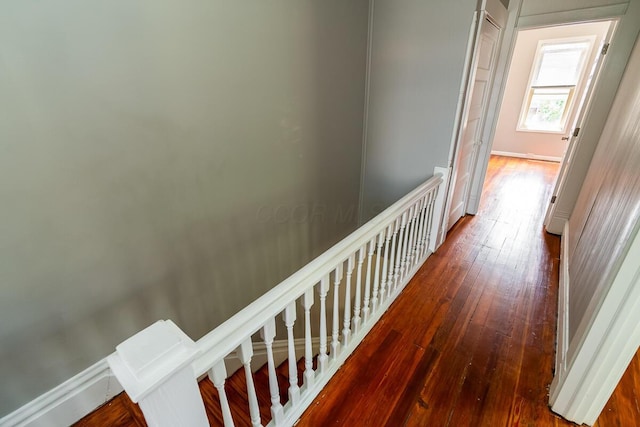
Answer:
[518,39,593,133]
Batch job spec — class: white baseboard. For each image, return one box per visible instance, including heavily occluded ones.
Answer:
[0,338,317,427]
[0,360,122,427]
[491,150,562,163]
[550,220,570,400]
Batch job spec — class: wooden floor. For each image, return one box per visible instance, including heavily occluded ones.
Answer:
[298,156,640,427]
[76,156,640,426]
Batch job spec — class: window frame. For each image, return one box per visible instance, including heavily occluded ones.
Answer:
[516,36,596,134]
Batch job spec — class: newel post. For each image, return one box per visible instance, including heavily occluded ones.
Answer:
[107,320,208,427]
[429,166,450,253]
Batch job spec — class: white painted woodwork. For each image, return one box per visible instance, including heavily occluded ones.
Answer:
[550,33,640,425]
[237,339,262,427]
[417,195,430,259]
[467,0,518,217]
[283,303,300,406]
[210,362,235,427]
[259,319,283,424]
[369,233,383,319]
[429,167,451,253]
[302,289,315,388]
[99,169,447,427]
[379,224,392,308]
[317,276,330,374]
[448,15,501,230]
[107,320,208,427]
[519,0,629,27]
[0,360,122,427]
[331,264,343,361]
[400,209,411,279]
[405,205,416,270]
[543,21,617,234]
[387,220,398,296]
[534,0,640,235]
[394,213,406,291]
[353,247,365,334]
[413,200,424,264]
[491,150,562,162]
[358,241,377,324]
[492,22,610,162]
[342,255,355,347]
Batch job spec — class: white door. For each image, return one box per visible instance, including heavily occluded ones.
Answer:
[448,17,500,230]
[543,22,616,232]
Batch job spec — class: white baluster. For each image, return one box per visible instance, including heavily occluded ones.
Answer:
[318,275,329,373]
[414,196,427,264]
[406,203,418,272]
[417,194,430,256]
[331,264,343,360]
[369,232,383,321]
[342,255,355,347]
[407,200,422,273]
[401,207,413,279]
[387,219,398,297]
[353,246,365,334]
[237,339,262,427]
[394,213,407,292]
[259,319,283,424]
[210,361,235,427]
[424,190,436,257]
[283,302,300,405]
[303,288,315,387]
[361,239,373,325]
[419,193,432,259]
[379,224,392,308]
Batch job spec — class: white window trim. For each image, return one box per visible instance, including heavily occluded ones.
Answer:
[516,35,597,134]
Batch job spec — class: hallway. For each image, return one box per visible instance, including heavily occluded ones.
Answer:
[75,156,640,426]
[297,155,639,426]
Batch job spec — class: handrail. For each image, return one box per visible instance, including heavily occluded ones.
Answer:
[194,171,445,375]
[108,166,449,427]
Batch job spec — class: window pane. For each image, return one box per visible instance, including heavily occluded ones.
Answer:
[524,88,570,131]
[534,42,589,86]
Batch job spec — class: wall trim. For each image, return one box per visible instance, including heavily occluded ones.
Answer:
[518,3,628,29]
[0,360,121,427]
[357,0,376,226]
[550,223,640,425]
[490,150,562,162]
[0,338,314,427]
[552,221,570,387]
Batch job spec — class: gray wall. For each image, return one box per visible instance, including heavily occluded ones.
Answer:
[0,0,368,415]
[567,34,640,351]
[361,0,477,220]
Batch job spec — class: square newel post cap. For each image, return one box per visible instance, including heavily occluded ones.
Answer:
[107,320,200,403]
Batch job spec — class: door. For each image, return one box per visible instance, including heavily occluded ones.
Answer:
[543,21,617,232]
[448,16,501,230]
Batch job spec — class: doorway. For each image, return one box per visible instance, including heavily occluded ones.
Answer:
[465,19,616,234]
[447,15,503,231]
[491,22,612,163]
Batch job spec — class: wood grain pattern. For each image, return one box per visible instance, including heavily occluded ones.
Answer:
[75,156,640,426]
[298,156,640,427]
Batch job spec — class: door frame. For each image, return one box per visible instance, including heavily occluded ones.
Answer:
[459,0,640,425]
[543,20,618,232]
[442,0,507,232]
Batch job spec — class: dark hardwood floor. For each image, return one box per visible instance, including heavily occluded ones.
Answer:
[297,156,640,427]
[75,156,640,426]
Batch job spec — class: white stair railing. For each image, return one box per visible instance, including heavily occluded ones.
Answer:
[108,166,448,427]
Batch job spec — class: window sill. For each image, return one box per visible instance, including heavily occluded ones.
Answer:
[516,127,568,135]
